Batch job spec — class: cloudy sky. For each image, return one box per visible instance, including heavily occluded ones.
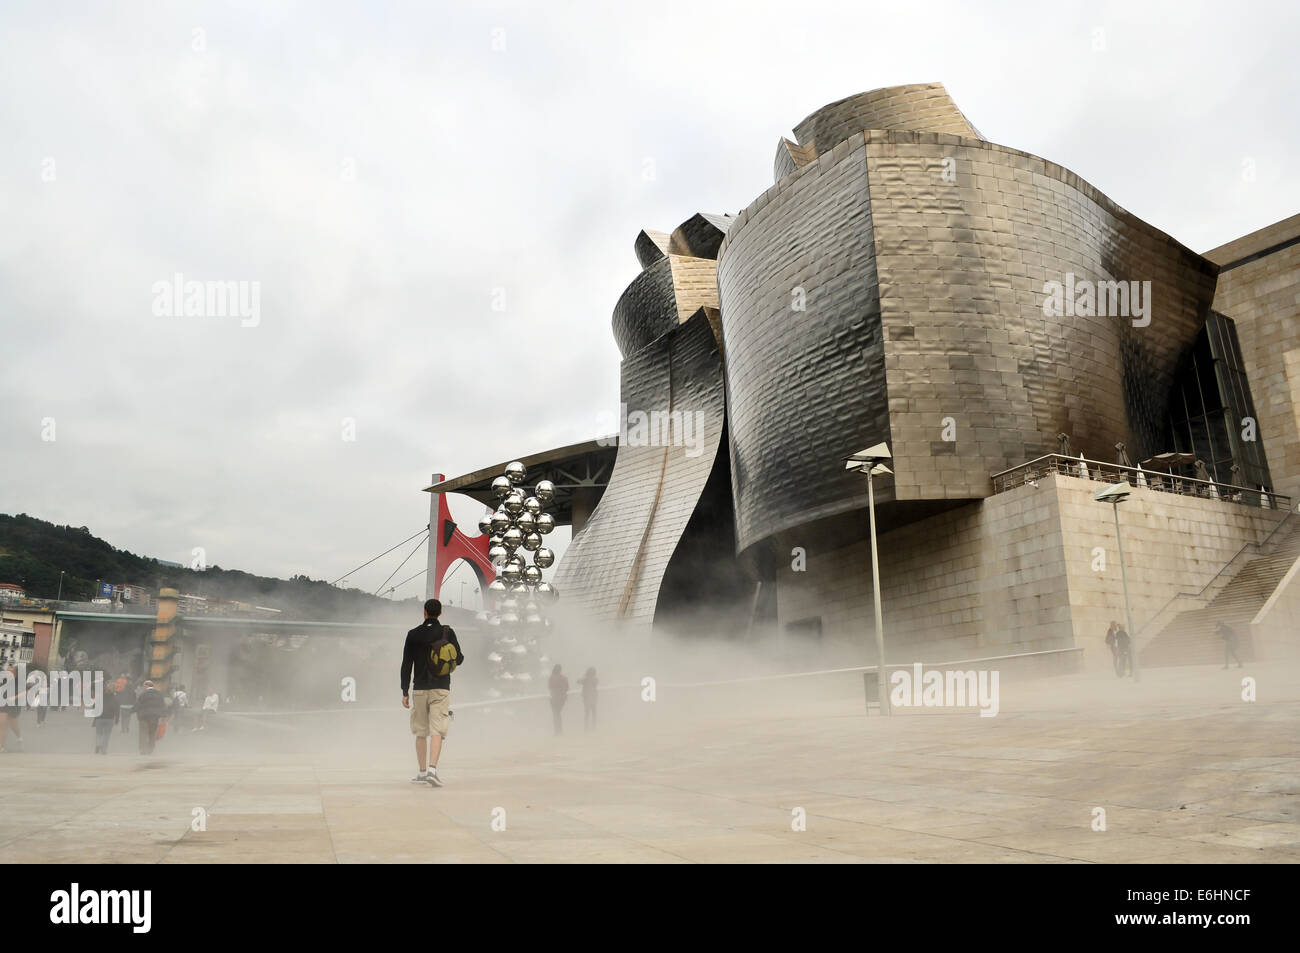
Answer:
[1,0,1296,601]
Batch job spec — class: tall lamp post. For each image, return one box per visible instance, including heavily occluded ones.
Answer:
[56,570,66,603]
[1095,480,1140,682]
[845,443,893,714]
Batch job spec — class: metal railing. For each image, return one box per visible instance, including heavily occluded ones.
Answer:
[991,453,1291,511]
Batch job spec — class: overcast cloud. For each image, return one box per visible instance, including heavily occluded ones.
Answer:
[2,0,1297,599]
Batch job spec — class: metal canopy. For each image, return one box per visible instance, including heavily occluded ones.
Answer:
[425,437,617,525]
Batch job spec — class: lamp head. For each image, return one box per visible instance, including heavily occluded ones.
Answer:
[1094,480,1132,505]
[844,443,892,475]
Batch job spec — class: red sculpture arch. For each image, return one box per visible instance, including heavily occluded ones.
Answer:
[429,478,496,600]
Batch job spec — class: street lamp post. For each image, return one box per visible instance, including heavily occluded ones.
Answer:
[846,443,893,714]
[1095,480,1140,682]
[56,570,65,603]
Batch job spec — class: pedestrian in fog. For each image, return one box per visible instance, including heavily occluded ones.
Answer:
[577,667,598,731]
[1218,620,1243,669]
[31,668,48,727]
[0,666,22,752]
[119,674,136,734]
[1113,624,1132,677]
[0,666,20,752]
[93,683,121,754]
[171,684,189,732]
[1104,621,1122,676]
[196,690,219,731]
[135,680,167,755]
[400,598,465,787]
[548,664,569,736]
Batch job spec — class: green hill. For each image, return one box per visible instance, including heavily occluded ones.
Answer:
[0,513,420,622]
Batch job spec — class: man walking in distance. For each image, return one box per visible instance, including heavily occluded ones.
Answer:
[1218,620,1243,669]
[135,680,167,755]
[401,599,464,787]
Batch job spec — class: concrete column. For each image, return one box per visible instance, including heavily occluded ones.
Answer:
[425,473,444,600]
[149,588,179,690]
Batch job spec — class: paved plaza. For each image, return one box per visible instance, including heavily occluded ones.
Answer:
[2,662,1297,863]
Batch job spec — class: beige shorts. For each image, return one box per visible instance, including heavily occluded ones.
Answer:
[409,689,451,738]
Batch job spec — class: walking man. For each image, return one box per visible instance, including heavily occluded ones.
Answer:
[548,664,569,735]
[578,667,598,731]
[135,680,167,755]
[1218,620,1243,668]
[119,674,135,734]
[1113,624,1132,678]
[1104,621,1120,676]
[93,683,121,754]
[400,599,463,787]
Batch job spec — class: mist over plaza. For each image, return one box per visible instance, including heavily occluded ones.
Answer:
[0,1,1297,930]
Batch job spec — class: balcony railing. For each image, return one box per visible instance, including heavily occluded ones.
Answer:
[991,453,1292,511]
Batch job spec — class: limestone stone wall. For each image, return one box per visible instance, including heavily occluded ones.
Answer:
[1251,555,1300,659]
[1204,214,1300,501]
[775,473,1283,671]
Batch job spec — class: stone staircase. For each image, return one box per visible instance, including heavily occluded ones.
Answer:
[1140,516,1300,668]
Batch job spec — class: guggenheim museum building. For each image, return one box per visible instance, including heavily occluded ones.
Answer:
[428,83,1300,672]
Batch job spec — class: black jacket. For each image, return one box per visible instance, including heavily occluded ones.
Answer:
[401,620,464,693]
[94,690,122,724]
[135,687,167,719]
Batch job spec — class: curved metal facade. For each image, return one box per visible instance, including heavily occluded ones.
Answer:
[719,86,1218,557]
[554,214,736,630]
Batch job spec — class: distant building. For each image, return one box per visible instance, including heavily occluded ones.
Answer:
[177,593,209,614]
[0,622,35,667]
[0,584,25,604]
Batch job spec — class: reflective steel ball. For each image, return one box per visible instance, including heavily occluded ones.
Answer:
[491,476,513,500]
[534,547,555,569]
[516,511,536,533]
[487,579,508,595]
[523,566,542,586]
[499,611,520,626]
[535,582,557,601]
[503,492,525,515]
[490,510,511,534]
[506,554,527,573]
[536,513,556,535]
[478,513,494,536]
[488,545,508,565]
[523,531,542,552]
[501,564,523,584]
[502,527,524,551]
[509,583,529,595]
[535,480,555,504]
[505,461,527,485]
[523,496,542,516]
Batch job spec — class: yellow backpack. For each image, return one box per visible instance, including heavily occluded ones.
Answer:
[428,627,460,678]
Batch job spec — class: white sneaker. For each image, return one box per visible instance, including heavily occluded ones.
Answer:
[426,768,444,787]
[410,772,428,784]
